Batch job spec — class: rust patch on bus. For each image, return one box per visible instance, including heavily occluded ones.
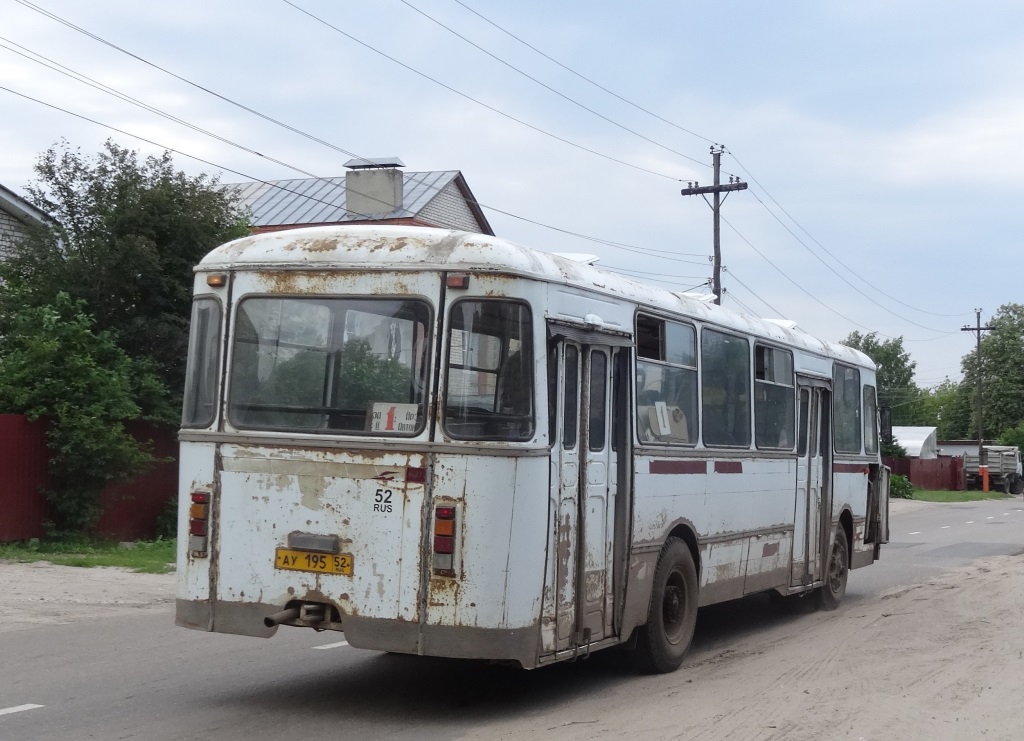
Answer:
[256,270,336,295]
[429,577,460,607]
[284,237,340,253]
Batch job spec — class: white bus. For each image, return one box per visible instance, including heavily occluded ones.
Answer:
[176,225,889,673]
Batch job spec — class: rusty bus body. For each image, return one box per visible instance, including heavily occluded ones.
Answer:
[176,225,889,672]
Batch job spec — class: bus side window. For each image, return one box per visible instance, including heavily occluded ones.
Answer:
[754,345,795,450]
[635,314,697,445]
[832,364,862,453]
[701,328,751,448]
[863,385,879,454]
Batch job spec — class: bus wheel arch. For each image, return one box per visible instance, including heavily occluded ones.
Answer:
[633,535,699,674]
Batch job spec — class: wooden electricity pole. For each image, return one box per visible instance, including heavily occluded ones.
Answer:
[680,145,747,305]
[961,308,994,465]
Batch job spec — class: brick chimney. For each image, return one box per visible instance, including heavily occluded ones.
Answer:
[344,157,405,216]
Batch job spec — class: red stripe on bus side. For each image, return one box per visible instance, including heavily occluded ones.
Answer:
[649,460,707,475]
[714,461,743,474]
[834,463,869,474]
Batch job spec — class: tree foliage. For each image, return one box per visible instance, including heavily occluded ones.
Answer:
[840,331,922,426]
[0,292,160,533]
[0,139,249,412]
[958,303,1024,440]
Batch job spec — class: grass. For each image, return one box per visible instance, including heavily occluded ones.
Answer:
[0,537,176,573]
[911,489,1016,503]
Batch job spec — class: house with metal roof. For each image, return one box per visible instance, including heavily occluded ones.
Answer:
[0,182,51,261]
[223,158,494,237]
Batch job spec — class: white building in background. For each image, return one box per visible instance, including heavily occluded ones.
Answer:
[892,426,938,459]
[0,182,50,261]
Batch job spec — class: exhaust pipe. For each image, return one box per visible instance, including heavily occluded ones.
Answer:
[264,607,300,628]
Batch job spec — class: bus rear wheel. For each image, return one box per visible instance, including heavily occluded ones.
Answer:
[817,526,849,611]
[634,537,698,674]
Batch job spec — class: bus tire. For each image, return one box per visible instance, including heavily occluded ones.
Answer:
[633,537,698,674]
[817,526,849,611]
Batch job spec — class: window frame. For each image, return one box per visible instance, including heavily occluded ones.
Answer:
[700,327,752,449]
[181,296,223,429]
[442,298,536,443]
[863,384,879,455]
[634,313,698,447]
[753,343,796,451]
[832,363,863,454]
[226,294,433,436]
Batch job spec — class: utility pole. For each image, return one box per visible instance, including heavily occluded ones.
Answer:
[961,309,994,465]
[680,145,747,305]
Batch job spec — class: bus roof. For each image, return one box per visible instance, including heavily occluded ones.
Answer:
[199,224,874,370]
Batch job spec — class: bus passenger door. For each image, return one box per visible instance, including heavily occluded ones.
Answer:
[793,381,830,586]
[552,342,581,651]
[552,340,618,649]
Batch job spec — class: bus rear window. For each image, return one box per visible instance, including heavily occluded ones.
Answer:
[182,297,222,428]
[443,300,534,441]
[228,297,431,435]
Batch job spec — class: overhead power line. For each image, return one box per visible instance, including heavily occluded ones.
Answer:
[451,0,718,147]
[726,149,970,320]
[12,0,965,338]
[439,0,966,323]
[397,0,711,170]
[4,5,712,263]
[278,0,685,182]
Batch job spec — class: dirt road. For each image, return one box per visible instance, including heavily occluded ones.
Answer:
[2,511,1022,740]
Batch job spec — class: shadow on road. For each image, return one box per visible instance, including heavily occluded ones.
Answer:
[204,592,818,728]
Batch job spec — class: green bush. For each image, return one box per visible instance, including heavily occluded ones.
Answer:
[154,495,178,541]
[889,473,914,499]
[0,292,159,534]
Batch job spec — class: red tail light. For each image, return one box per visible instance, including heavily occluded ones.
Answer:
[432,505,457,574]
[188,489,211,556]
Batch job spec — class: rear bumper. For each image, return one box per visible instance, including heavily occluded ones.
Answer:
[176,598,541,668]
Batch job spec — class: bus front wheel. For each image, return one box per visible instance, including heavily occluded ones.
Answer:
[634,537,698,674]
[817,526,849,611]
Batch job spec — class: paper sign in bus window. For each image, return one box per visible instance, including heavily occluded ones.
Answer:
[370,402,419,433]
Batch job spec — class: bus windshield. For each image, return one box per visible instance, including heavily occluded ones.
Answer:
[228,296,431,435]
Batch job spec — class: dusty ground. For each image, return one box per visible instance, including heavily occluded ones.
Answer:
[1,503,1022,739]
[0,560,175,631]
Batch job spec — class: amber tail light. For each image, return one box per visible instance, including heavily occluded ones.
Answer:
[189,490,211,556]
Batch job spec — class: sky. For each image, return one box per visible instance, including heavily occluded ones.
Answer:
[3,0,1023,387]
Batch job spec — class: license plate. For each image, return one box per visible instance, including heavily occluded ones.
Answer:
[274,548,353,575]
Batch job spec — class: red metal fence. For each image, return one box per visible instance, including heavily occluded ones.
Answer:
[0,414,178,541]
[0,414,49,540]
[883,455,965,491]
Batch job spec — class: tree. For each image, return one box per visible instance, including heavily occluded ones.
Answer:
[917,379,972,440]
[839,331,921,425]
[959,303,1024,440]
[0,139,249,413]
[0,292,161,533]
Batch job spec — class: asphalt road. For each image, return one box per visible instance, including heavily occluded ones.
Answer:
[2,497,1022,741]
